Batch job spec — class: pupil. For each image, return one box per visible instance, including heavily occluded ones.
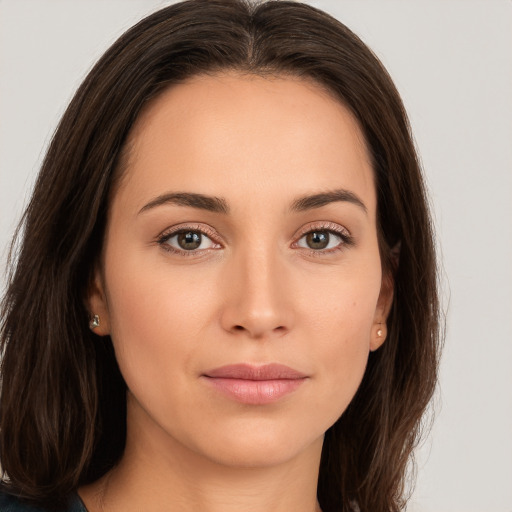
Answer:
[307,231,329,249]
[178,231,201,250]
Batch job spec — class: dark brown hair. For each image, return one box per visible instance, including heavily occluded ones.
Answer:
[0,1,441,510]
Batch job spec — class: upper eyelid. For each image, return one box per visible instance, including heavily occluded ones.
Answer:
[294,221,351,238]
[159,220,349,237]
[159,223,220,240]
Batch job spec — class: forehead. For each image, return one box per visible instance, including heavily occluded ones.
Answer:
[116,72,375,214]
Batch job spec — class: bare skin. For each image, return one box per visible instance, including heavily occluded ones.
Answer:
[81,72,392,512]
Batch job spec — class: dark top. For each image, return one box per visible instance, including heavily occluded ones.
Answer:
[0,492,87,512]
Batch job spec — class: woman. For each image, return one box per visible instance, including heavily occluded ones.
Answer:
[0,1,441,511]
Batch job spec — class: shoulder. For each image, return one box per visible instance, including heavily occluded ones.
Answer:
[0,492,43,512]
[0,491,87,512]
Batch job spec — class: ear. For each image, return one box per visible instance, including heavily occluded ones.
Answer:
[86,268,111,336]
[370,269,394,352]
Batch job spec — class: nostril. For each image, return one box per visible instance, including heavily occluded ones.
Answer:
[233,325,245,331]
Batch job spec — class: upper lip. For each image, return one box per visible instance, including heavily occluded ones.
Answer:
[203,363,307,381]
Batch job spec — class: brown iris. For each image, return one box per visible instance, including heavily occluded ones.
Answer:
[177,231,202,250]
[305,231,330,249]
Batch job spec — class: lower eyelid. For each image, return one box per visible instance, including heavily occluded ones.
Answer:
[296,237,348,253]
[171,233,214,249]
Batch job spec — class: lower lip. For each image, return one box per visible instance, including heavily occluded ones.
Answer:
[203,377,306,405]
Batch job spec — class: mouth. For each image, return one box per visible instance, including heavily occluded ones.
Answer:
[201,363,308,405]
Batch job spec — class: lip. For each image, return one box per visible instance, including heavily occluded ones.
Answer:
[202,363,308,405]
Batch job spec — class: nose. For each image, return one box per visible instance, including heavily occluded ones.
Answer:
[219,246,294,339]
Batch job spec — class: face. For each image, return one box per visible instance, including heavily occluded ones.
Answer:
[89,72,392,469]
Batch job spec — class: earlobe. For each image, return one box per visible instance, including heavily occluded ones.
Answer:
[86,270,110,336]
[370,270,394,352]
[370,322,387,351]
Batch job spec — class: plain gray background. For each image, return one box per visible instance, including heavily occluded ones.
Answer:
[1,1,511,511]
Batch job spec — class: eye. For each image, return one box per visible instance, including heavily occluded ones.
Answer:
[293,222,354,254]
[158,228,218,253]
[297,230,344,250]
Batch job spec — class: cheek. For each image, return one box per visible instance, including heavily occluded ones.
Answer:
[300,258,381,346]
[101,252,215,404]
[299,265,381,416]
[320,312,371,406]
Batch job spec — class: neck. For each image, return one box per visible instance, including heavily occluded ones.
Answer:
[80,397,323,512]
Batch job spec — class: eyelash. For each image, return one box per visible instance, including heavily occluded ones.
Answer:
[156,224,221,257]
[293,221,354,257]
[156,222,354,257]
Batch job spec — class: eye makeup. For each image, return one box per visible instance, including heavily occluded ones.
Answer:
[156,223,222,256]
[292,221,355,258]
[155,219,354,259]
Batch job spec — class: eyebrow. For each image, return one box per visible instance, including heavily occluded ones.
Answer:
[138,188,367,216]
[290,189,367,214]
[138,192,229,215]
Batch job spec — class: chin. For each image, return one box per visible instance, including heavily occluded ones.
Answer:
[181,416,327,470]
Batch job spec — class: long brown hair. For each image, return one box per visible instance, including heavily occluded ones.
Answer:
[0,1,441,510]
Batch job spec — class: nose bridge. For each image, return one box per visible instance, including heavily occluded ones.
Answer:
[243,244,279,305]
[221,239,292,337]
